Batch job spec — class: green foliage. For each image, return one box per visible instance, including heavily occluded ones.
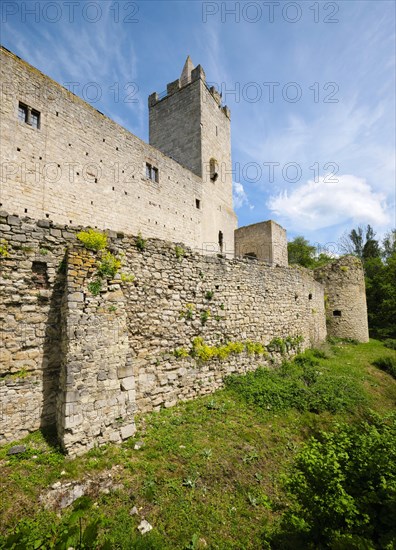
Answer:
[287,237,333,269]
[76,228,108,251]
[39,248,49,255]
[120,272,135,283]
[225,351,366,413]
[267,335,304,355]
[200,309,211,325]
[88,279,102,296]
[174,348,189,358]
[265,413,396,548]
[205,290,214,300]
[175,245,185,259]
[188,338,266,362]
[0,239,9,257]
[136,232,146,251]
[180,303,195,320]
[384,339,396,350]
[97,251,121,278]
[373,356,396,379]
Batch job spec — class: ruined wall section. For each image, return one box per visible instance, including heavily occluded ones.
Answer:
[56,249,136,456]
[0,212,72,443]
[1,212,326,452]
[0,47,203,251]
[314,255,369,342]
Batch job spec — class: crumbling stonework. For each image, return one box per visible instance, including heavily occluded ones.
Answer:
[1,212,329,454]
[314,255,369,343]
[235,221,288,266]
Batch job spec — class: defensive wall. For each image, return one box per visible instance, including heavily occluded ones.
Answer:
[0,212,327,455]
[0,46,236,255]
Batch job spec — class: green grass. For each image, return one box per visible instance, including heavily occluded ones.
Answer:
[0,340,395,549]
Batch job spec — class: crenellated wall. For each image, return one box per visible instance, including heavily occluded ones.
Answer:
[0,212,330,454]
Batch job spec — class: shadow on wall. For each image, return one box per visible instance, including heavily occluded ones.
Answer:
[39,256,66,447]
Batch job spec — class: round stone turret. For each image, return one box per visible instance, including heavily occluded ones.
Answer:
[314,255,369,342]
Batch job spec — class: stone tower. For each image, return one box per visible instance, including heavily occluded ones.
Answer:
[148,57,237,255]
[314,255,369,342]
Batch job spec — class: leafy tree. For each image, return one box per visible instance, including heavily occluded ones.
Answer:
[338,224,381,262]
[287,237,333,269]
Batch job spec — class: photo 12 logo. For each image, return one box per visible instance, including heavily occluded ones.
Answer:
[205,81,339,104]
[1,2,140,24]
[202,2,340,24]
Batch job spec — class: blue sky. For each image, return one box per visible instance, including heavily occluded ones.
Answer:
[1,0,395,250]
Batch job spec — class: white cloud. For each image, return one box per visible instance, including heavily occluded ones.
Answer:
[233,181,254,210]
[267,175,390,231]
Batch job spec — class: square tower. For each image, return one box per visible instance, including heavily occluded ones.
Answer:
[148,57,237,255]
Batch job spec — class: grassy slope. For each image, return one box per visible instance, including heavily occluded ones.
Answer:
[0,340,395,549]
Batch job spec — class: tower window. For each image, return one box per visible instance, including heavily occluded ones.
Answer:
[18,102,40,129]
[145,162,159,183]
[333,310,342,317]
[31,109,40,129]
[18,102,28,123]
[195,199,201,209]
[210,158,219,182]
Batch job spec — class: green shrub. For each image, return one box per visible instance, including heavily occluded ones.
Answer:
[136,232,146,251]
[384,339,396,350]
[200,309,211,325]
[0,239,9,257]
[175,245,185,259]
[97,251,121,278]
[373,356,396,379]
[120,273,135,283]
[205,290,214,300]
[225,353,365,414]
[174,348,189,358]
[264,413,396,548]
[88,279,102,296]
[76,228,107,251]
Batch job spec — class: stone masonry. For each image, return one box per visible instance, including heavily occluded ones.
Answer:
[1,212,330,454]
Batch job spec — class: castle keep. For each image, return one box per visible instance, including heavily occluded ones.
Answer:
[0,46,369,455]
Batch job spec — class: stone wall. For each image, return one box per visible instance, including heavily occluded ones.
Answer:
[235,221,288,266]
[1,46,212,252]
[1,212,328,453]
[314,255,369,342]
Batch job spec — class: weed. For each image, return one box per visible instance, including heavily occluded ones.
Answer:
[180,303,195,320]
[0,239,9,257]
[97,251,121,278]
[120,272,135,283]
[108,305,118,312]
[175,245,185,259]
[88,279,102,296]
[205,290,214,300]
[174,348,189,358]
[200,309,211,325]
[77,228,107,251]
[136,232,146,251]
[39,248,49,255]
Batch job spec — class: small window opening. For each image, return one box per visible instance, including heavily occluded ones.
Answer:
[333,310,342,317]
[308,293,312,300]
[244,252,257,260]
[210,158,219,182]
[31,109,40,129]
[145,162,159,183]
[18,102,28,123]
[32,261,49,288]
[196,199,201,209]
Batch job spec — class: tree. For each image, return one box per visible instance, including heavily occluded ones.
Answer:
[338,224,380,262]
[288,237,333,269]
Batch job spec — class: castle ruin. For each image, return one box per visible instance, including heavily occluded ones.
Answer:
[0,46,369,455]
